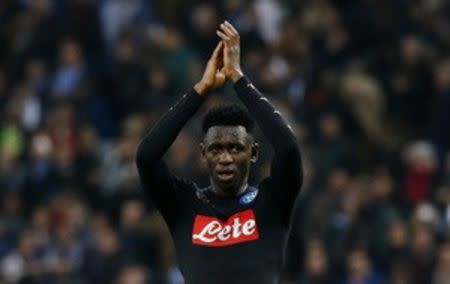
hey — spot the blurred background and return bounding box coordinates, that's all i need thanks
[0,0,450,283]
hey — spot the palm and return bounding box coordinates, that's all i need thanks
[198,42,225,92]
[216,21,243,81]
[222,46,232,76]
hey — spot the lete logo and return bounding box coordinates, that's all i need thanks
[192,209,259,247]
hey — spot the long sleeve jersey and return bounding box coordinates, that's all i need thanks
[136,76,303,284]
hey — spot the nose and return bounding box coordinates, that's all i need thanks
[218,151,233,164]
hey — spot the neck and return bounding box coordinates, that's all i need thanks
[210,180,248,197]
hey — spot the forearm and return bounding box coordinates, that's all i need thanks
[234,76,298,152]
[234,76,303,221]
[136,89,205,168]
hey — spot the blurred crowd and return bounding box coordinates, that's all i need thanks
[0,0,450,283]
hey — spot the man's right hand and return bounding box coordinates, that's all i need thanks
[194,42,226,95]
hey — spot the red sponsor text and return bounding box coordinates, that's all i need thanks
[192,209,259,247]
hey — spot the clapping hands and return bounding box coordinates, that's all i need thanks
[194,21,244,95]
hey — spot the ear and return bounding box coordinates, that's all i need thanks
[199,143,206,162]
[251,142,259,163]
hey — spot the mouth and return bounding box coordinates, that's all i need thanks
[216,169,235,182]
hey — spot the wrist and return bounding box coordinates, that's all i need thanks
[194,82,208,96]
[229,69,244,83]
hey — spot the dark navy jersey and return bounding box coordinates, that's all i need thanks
[136,77,303,284]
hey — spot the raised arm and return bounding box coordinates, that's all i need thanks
[135,42,225,222]
[217,21,303,218]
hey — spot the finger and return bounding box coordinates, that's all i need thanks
[216,45,224,69]
[210,41,223,59]
[208,42,223,69]
[224,21,239,35]
[216,30,230,41]
[220,22,235,37]
[211,45,223,70]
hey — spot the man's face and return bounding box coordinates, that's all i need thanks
[201,126,257,196]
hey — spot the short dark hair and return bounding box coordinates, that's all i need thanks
[202,104,254,134]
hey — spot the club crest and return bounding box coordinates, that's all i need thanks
[240,190,258,205]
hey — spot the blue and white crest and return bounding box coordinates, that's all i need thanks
[240,190,258,205]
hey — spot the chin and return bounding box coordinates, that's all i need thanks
[215,180,239,194]
[217,180,235,190]
[223,189,240,197]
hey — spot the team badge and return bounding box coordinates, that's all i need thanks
[240,190,258,205]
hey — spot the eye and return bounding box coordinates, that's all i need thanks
[208,146,221,155]
[230,144,244,153]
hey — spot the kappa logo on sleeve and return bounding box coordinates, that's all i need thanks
[192,209,259,247]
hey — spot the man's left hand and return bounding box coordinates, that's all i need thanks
[217,21,244,83]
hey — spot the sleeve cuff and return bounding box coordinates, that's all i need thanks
[188,88,206,103]
[234,76,251,92]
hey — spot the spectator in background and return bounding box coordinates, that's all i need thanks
[299,239,331,284]
[118,198,161,281]
[430,58,450,151]
[102,114,143,197]
[378,220,409,274]
[156,27,198,91]
[388,260,413,284]
[7,83,41,132]
[83,214,128,284]
[5,0,61,78]
[65,0,104,59]
[303,167,351,238]
[187,3,219,60]
[433,241,450,284]
[100,0,152,49]
[28,205,51,253]
[402,141,438,207]
[339,68,385,147]
[24,59,49,100]
[435,159,450,232]
[0,144,26,193]
[23,132,59,212]
[0,69,8,107]
[312,112,351,180]
[365,167,404,268]
[253,0,285,44]
[51,39,89,103]
[109,35,148,122]
[409,223,436,284]
[343,246,385,284]
[115,264,151,284]
[0,230,39,283]
[0,104,25,162]
[394,36,434,134]
[40,215,84,283]
[74,124,104,211]
[146,65,173,108]
[165,130,198,179]
[0,192,25,258]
